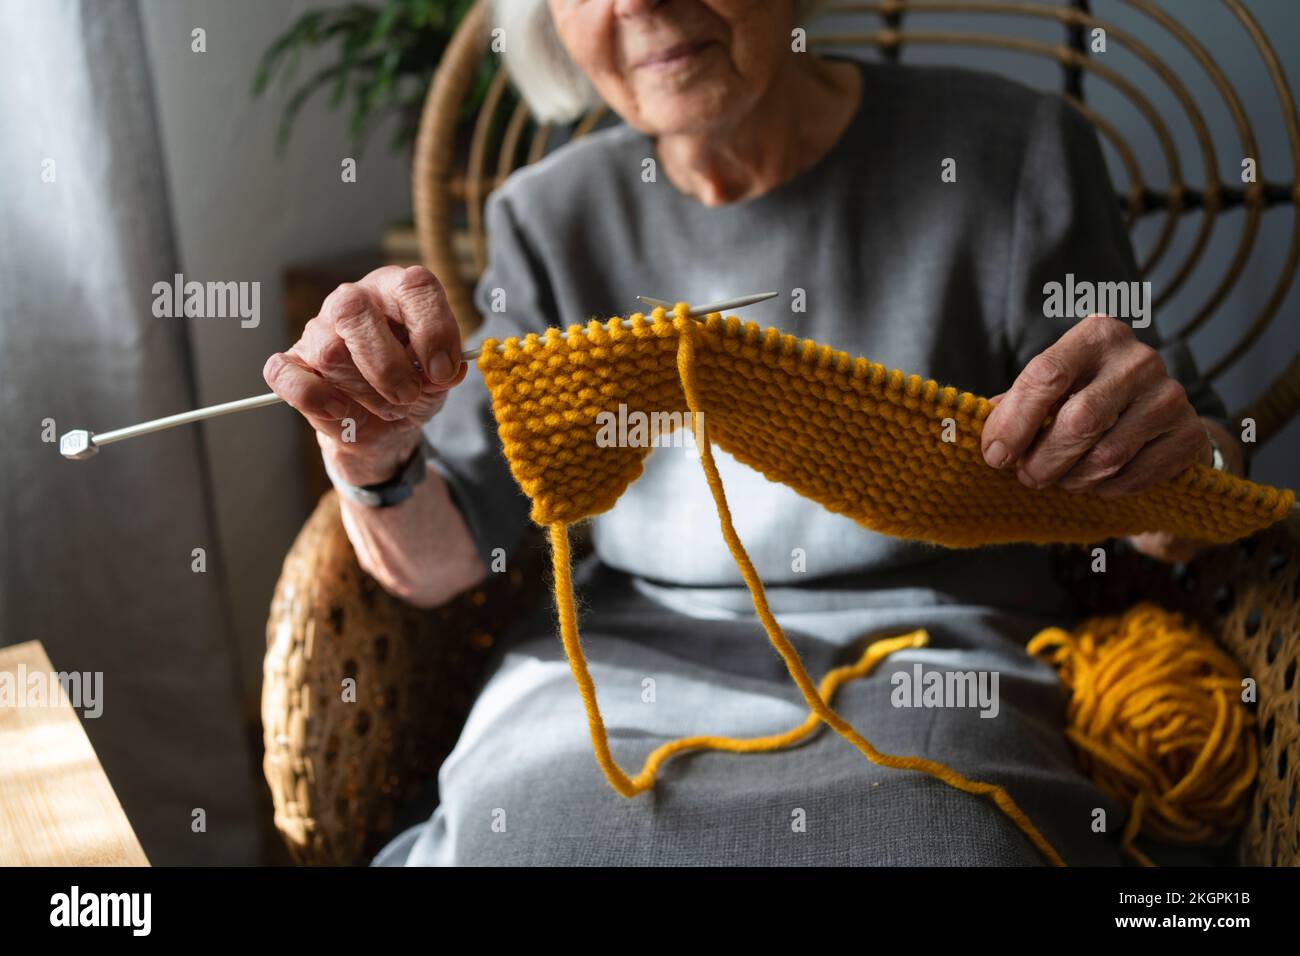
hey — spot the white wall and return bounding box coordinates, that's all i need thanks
[139,0,413,706]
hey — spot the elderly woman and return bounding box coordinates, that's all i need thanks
[264,0,1243,866]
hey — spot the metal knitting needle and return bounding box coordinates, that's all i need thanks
[634,292,778,315]
[59,291,778,459]
[59,392,285,460]
[458,290,778,360]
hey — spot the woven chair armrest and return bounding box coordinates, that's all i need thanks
[1212,513,1300,865]
[262,490,546,865]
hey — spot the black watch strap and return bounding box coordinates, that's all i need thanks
[324,438,430,509]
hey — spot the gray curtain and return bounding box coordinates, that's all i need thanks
[0,0,259,864]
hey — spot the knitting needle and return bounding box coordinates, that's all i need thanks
[59,291,779,459]
[634,292,777,315]
[59,392,285,460]
[457,291,778,360]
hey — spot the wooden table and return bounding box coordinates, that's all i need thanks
[0,641,149,866]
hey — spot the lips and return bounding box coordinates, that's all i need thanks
[634,39,714,70]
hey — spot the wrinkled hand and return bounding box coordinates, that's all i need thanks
[263,265,468,486]
[980,313,1220,563]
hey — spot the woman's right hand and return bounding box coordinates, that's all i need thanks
[263,264,468,486]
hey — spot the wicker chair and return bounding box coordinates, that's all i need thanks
[262,0,1300,866]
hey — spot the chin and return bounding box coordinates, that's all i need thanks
[637,86,747,136]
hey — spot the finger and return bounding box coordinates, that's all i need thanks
[363,265,464,385]
[982,314,1123,469]
[986,392,1006,407]
[1057,377,1190,493]
[263,352,353,433]
[294,322,410,423]
[322,282,424,406]
[1017,340,1166,488]
[396,372,467,423]
[1094,422,1206,498]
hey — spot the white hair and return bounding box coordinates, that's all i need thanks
[492,0,831,124]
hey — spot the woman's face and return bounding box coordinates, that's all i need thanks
[547,0,798,134]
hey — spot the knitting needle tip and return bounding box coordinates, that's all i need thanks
[60,391,287,460]
[636,291,779,316]
[59,430,98,460]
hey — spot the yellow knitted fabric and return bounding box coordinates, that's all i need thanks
[477,304,1291,866]
[480,306,1293,545]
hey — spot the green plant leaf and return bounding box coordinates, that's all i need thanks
[369,2,403,47]
[410,0,436,29]
[254,0,489,156]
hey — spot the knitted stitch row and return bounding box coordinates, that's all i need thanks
[476,304,1294,866]
[479,308,1293,546]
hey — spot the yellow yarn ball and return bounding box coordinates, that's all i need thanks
[1029,602,1258,866]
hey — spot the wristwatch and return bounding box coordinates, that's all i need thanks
[323,438,430,508]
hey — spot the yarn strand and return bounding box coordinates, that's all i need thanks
[543,315,1068,867]
[549,519,931,795]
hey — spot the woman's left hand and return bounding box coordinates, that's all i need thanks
[980,313,1233,562]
